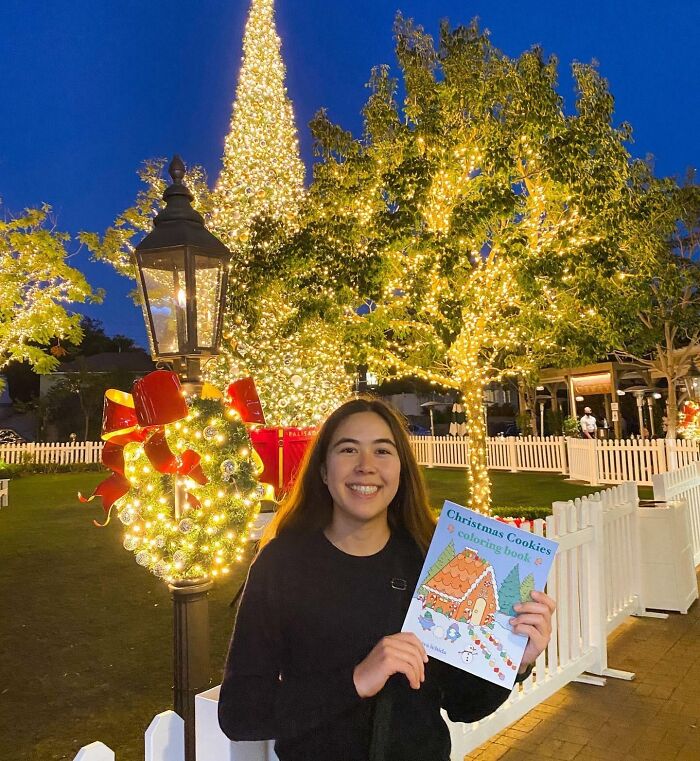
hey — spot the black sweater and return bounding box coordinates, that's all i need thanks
[218,530,512,761]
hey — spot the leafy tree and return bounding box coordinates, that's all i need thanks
[0,203,98,379]
[610,174,700,438]
[45,364,135,440]
[62,316,141,357]
[299,17,644,510]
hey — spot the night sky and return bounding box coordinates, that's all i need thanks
[2,0,698,347]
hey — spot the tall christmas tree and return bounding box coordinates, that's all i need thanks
[211,0,305,249]
[206,0,355,425]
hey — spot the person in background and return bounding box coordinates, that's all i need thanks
[580,407,597,439]
[218,397,555,761]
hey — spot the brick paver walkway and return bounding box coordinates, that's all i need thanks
[465,570,700,761]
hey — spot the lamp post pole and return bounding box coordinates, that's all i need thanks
[134,156,231,760]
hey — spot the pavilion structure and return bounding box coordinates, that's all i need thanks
[538,360,655,439]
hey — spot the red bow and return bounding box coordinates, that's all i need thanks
[79,370,208,525]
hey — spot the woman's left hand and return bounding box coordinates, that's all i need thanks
[510,590,556,670]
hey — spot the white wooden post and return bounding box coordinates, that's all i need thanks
[507,436,518,473]
[559,435,569,475]
[654,437,667,474]
[666,438,678,471]
[73,742,115,761]
[588,439,599,486]
[145,711,184,761]
[196,685,279,761]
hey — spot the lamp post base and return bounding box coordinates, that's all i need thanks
[169,577,214,761]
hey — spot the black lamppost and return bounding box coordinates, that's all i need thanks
[134,156,231,760]
[135,155,231,389]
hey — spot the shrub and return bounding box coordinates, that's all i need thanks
[493,506,553,521]
[0,460,22,479]
[562,416,581,438]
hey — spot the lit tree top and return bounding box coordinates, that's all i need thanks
[1,203,97,376]
[212,0,305,252]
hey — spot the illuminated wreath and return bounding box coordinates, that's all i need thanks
[116,397,261,581]
[80,371,269,583]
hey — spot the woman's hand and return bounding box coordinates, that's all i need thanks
[510,590,556,671]
[353,633,428,698]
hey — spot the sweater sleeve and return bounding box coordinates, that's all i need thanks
[218,544,364,741]
[434,660,511,723]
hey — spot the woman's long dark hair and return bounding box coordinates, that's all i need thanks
[259,397,436,553]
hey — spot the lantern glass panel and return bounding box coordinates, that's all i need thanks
[139,249,188,355]
[193,254,225,349]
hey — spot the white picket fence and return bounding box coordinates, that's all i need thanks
[0,440,104,465]
[412,435,700,487]
[411,435,567,474]
[0,478,8,507]
[653,461,700,566]
[74,712,184,761]
[448,481,645,755]
[3,436,699,487]
[74,481,670,761]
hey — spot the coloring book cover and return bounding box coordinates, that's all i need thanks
[402,500,558,689]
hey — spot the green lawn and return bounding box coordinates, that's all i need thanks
[423,468,653,514]
[0,470,651,760]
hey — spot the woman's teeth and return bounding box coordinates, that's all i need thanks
[348,484,379,495]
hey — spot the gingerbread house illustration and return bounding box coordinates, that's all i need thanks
[422,548,499,625]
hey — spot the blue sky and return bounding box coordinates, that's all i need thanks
[2,0,698,346]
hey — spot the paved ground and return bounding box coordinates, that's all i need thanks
[466,570,700,761]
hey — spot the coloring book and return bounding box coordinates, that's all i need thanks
[402,500,558,689]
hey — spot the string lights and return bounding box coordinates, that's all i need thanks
[206,0,355,424]
[115,398,260,582]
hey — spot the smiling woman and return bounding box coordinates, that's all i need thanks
[217,397,555,761]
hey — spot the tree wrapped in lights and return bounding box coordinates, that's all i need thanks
[1,203,97,378]
[211,0,305,251]
[207,0,354,423]
[301,17,650,512]
[82,0,355,426]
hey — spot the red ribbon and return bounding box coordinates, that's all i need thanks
[226,377,266,424]
[79,370,208,525]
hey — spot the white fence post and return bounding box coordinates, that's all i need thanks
[196,685,278,760]
[145,711,184,761]
[0,479,8,508]
[73,742,115,761]
[559,436,569,475]
[507,437,518,473]
[653,461,700,566]
[589,440,599,486]
[666,438,678,471]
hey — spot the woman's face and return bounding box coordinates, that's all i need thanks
[322,411,402,529]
